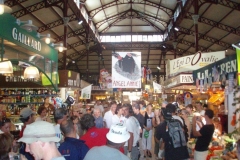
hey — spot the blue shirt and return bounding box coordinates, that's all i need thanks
[58,137,89,160]
[95,117,104,128]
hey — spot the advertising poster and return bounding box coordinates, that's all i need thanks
[99,69,112,89]
[81,85,92,99]
[112,52,141,88]
[169,51,225,75]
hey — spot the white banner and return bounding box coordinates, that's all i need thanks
[169,51,225,75]
[153,81,162,93]
[112,52,141,88]
[81,85,92,99]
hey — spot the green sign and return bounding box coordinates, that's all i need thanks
[192,54,237,84]
[236,48,240,85]
[0,13,57,62]
[0,13,59,91]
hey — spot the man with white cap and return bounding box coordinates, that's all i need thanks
[19,107,36,160]
[83,123,130,160]
[18,121,65,160]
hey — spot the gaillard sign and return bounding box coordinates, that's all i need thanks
[12,28,41,52]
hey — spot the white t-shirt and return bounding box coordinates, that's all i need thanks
[103,110,114,128]
[124,116,140,147]
[35,116,43,121]
[194,110,206,131]
[112,115,125,125]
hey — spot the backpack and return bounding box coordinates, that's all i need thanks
[166,118,187,148]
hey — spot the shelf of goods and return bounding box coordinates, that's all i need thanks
[0,88,58,117]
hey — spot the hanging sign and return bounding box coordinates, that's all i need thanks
[169,51,225,75]
[180,74,194,83]
[192,54,237,84]
[236,48,240,85]
[0,14,57,62]
[112,52,141,88]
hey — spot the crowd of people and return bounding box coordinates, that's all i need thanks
[0,100,221,160]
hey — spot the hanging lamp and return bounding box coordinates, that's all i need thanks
[23,66,40,80]
[0,0,12,15]
[0,60,13,74]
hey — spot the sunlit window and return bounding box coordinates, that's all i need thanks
[125,35,131,42]
[142,35,148,41]
[106,36,111,42]
[116,36,121,41]
[153,35,158,41]
[148,35,153,42]
[157,35,163,41]
[138,35,142,41]
[100,34,163,42]
[132,35,138,42]
[111,36,116,42]
[100,36,106,42]
[121,35,125,42]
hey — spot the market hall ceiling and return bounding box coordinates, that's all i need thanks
[3,0,240,80]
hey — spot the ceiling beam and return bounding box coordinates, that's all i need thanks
[38,14,77,32]
[5,0,28,7]
[54,28,86,43]
[178,26,235,50]
[67,0,99,43]
[97,9,167,31]
[11,1,46,18]
[89,0,173,18]
[185,12,240,36]
[216,0,240,11]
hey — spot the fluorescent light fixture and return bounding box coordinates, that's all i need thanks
[157,66,161,70]
[174,27,179,31]
[232,44,240,50]
[78,20,83,25]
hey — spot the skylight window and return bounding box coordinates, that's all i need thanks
[100,34,163,42]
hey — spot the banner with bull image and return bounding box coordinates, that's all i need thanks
[112,52,141,88]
